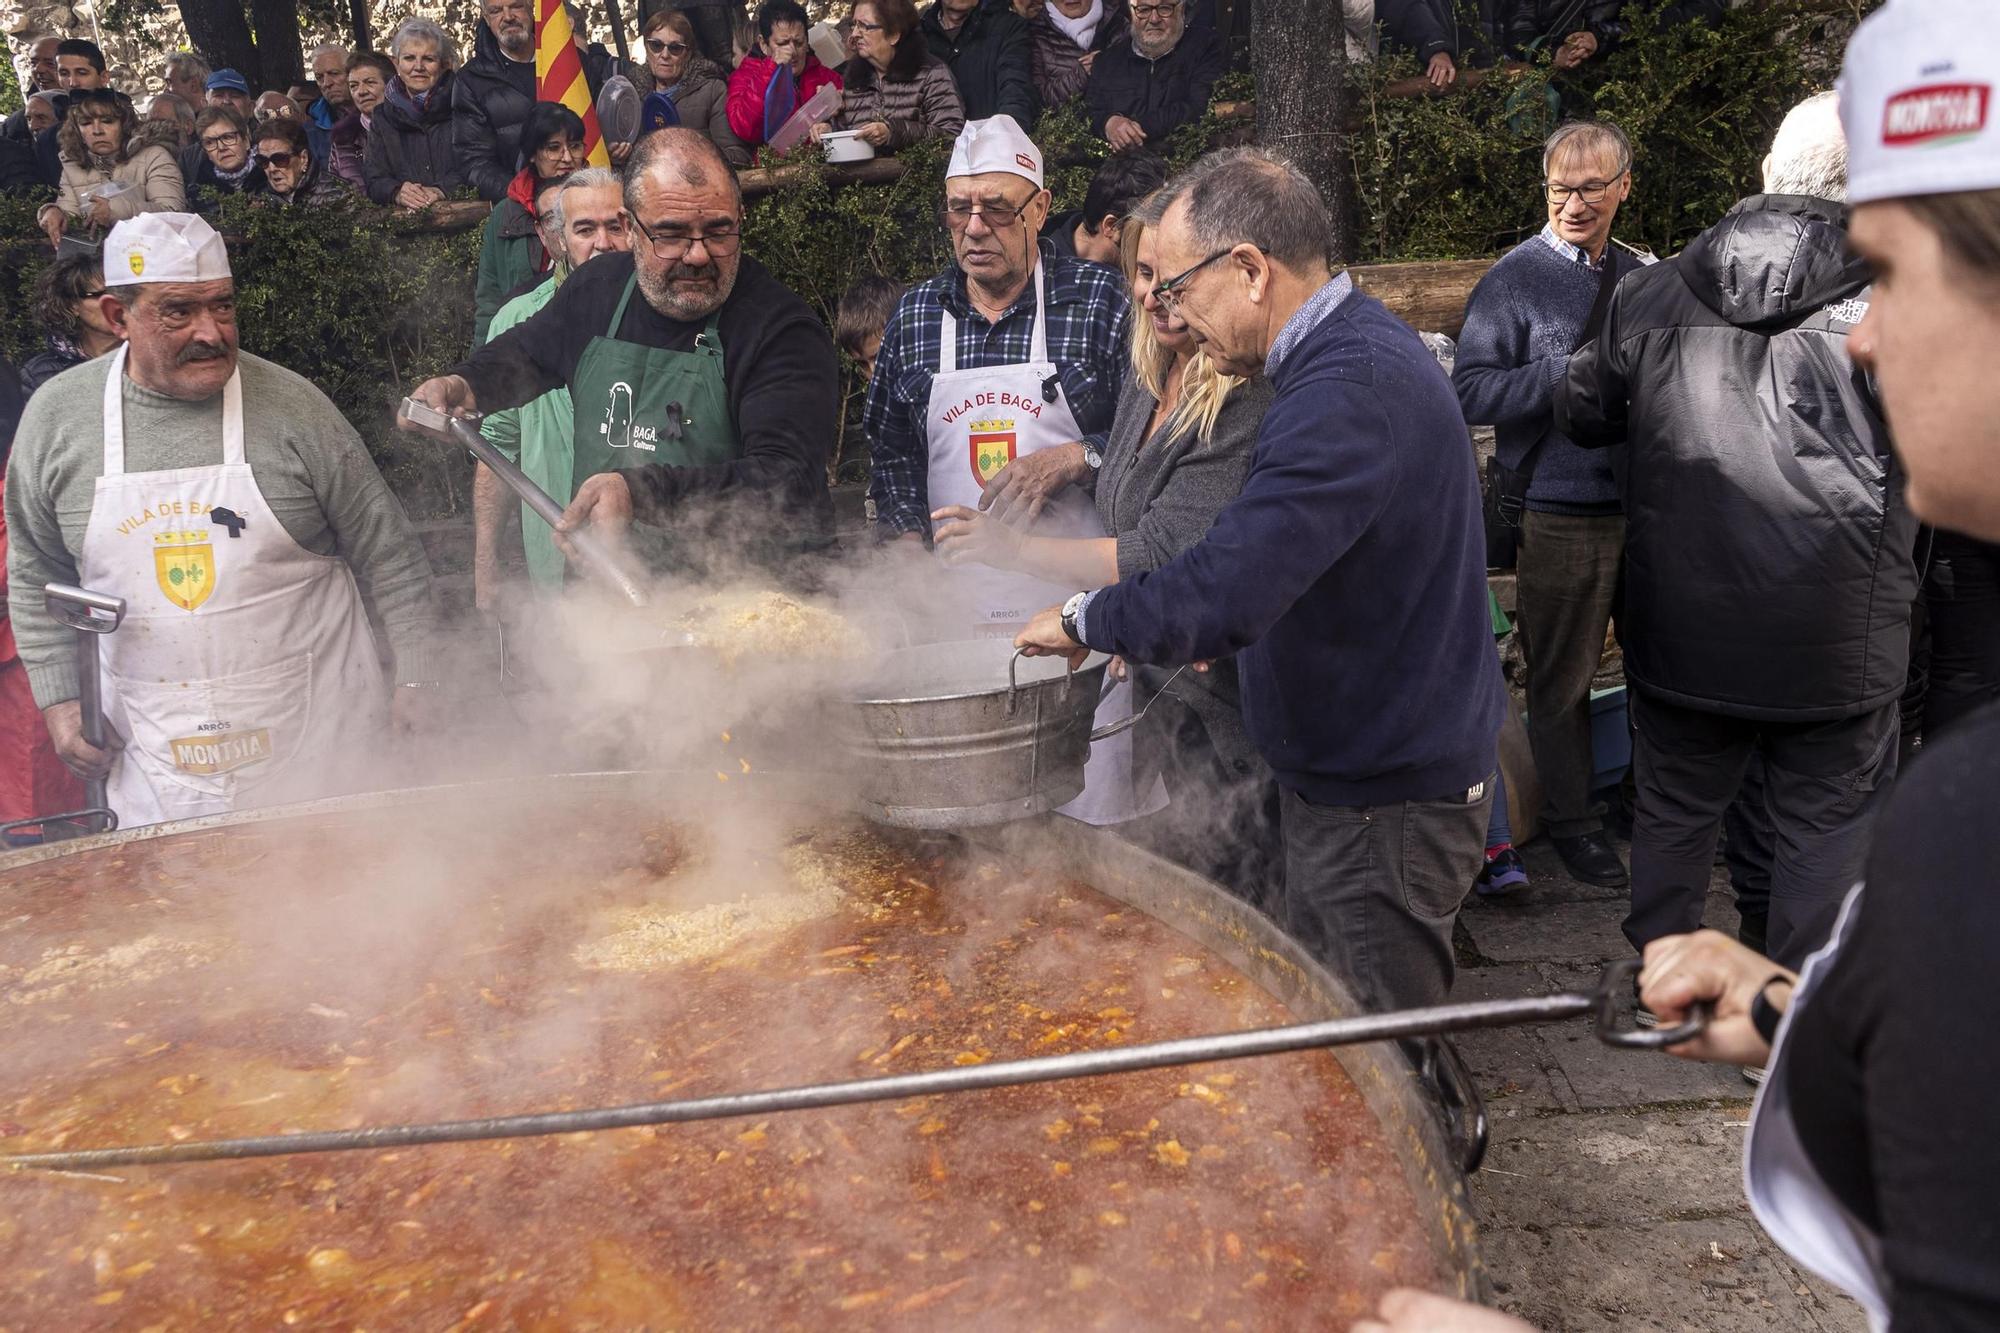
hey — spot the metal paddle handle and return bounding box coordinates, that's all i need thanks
[399,397,648,609]
[1,959,1705,1173]
[37,584,125,834]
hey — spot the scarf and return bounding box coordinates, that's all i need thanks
[1047,0,1103,50]
[213,154,257,185]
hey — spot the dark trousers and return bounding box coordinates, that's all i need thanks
[1626,690,1898,969]
[1280,779,1492,1012]
[1516,510,1624,839]
[1721,753,1773,954]
[1136,699,1285,920]
[1924,536,2000,737]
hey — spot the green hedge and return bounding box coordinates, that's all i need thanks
[0,1,1862,514]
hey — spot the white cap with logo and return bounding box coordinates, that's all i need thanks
[1840,0,2000,205]
[946,115,1044,189]
[103,212,233,287]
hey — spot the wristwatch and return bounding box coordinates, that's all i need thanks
[1060,591,1090,645]
[1082,443,1103,472]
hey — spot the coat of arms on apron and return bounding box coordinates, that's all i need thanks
[154,529,215,611]
[969,419,1018,487]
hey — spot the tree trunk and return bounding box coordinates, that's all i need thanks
[349,0,373,53]
[246,0,306,91]
[176,0,261,87]
[1251,0,1357,263]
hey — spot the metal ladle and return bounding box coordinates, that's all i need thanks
[399,397,648,609]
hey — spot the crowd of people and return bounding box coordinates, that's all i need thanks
[3,0,1998,1324]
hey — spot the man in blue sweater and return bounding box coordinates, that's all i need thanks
[1454,119,1650,891]
[1015,148,1506,1012]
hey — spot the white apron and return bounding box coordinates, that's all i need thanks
[923,264,1164,826]
[1744,885,1890,1329]
[79,347,389,828]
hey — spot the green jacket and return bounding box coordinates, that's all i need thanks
[480,274,572,590]
[473,196,546,346]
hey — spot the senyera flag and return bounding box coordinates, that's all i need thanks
[537,0,610,166]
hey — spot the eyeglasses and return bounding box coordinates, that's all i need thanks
[851,18,886,31]
[1131,2,1180,15]
[632,216,743,260]
[254,150,298,168]
[201,131,244,149]
[1154,246,1254,312]
[941,196,1035,231]
[1544,173,1625,206]
[644,37,691,55]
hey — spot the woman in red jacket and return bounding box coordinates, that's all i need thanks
[726,0,842,154]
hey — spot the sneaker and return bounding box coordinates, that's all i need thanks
[1474,846,1530,898]
[1551,831,1630,888]
[1743,1065,1767,1087]
[1632,977,1660,1028]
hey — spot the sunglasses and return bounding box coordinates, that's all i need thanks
[254,150,299,168]
[645,37,691,55]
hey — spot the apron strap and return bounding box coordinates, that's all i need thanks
[1029,260,1049,365]
[695,310,723,355]
[937,303,958,377]
[100,345,246,474]
[608,273,639,338]
[101,345,128,477]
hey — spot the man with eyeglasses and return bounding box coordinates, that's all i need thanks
[471,167,633,604]
[865,116,1153,825]
[456,0,630,202]
[6,213,443,828]
[1453,119,1651,894]
[1015,147,1506,1013]
[1084,0,1224,153]
[407,128,837,582]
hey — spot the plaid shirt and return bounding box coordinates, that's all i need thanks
[864,241,1131,538]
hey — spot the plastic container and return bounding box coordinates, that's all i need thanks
[820,129,875,163]
[767,83,841,156]
[597,74,641,146]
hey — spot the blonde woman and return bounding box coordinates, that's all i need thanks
[931,194,1279,908]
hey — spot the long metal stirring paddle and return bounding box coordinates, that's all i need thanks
[2,961,1701,1173]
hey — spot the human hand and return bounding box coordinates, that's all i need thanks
[1640,929,1794,1068]
[1104,115,1147,151]
[930,503,1026,570]
[1078,51,1098,74]
[1014,605,1090,670]
[43,700,123,781]
[86,195,113,227]
[1352,1289,1540,1333]
[979,441,1087,525]
[1426,51,1458,88]
[554,472,635,560]
[1553,31,1598,69]
[1107,654,1127,682]
[810,121,832,143]
[394,181,431,210]
[609,138,633,166]
[472,547,505,616]
[859,121,891,147]
[38,206,65,248]
[400,374,479,426]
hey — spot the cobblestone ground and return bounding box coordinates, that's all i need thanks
[1452,839,1865,1332]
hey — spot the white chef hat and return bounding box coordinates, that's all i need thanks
[946,115,1044,189]
[103,212,233,287]
[1840,0,2000,206]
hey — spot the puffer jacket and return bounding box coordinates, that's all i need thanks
[833,40,965,149]
[259,153,356,209]
[647,58,751,167]
[1558,194,1919,721]
[364,74,467,204]
[920,2,1036,126]
[1022,1,1127,110]
[454,21,625,201]
[727,52,844,148]
[329,111,370,191]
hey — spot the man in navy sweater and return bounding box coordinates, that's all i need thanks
[1454,119,1650,892]
[1015,148,1506,1012]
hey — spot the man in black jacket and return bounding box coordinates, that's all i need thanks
[921,0,1038,128]
[1085,0,1223,151]
[1558,93,1919,969]
[455,0,624,202]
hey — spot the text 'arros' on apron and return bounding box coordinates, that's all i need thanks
[77,347,388,827]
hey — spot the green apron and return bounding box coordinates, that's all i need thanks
[569,273,737,485]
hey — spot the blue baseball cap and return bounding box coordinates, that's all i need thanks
[205,68,251,94]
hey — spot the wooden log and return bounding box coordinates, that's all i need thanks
[738,156,911,200]
[1349,258,1495,337]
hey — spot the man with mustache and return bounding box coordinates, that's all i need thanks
[3,212,443,829]
[406,129,837,580]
